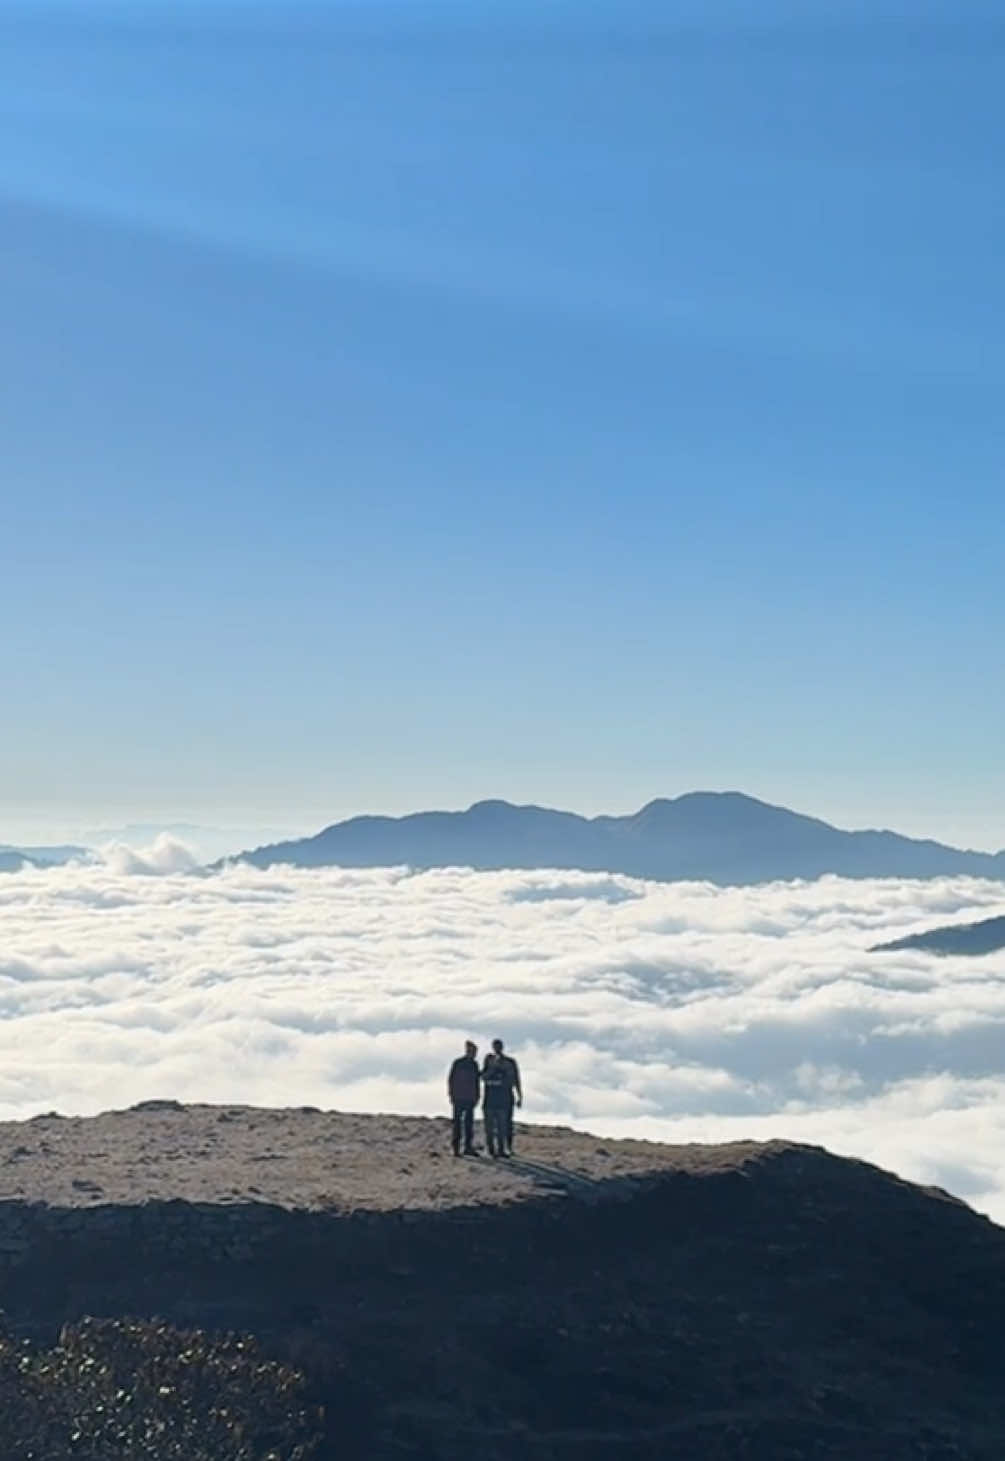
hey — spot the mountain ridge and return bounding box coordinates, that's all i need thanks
[0,844,86,873]
[874,911,1005,957]
[231,791,1005,886]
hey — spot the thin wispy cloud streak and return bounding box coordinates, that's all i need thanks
[1,855,1003,1219]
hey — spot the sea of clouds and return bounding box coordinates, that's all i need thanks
[1,847,1004,1220]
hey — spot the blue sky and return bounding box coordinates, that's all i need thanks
[1,0,1003,851]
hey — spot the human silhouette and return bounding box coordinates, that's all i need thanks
[482,1038,522,1157]
[447,1040,480,1155]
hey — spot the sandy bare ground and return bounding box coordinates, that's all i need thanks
[0,1102,775,1213]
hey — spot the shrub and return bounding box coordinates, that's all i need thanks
[0,1317,324,1460]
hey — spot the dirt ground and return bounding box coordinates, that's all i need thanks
[0,1101,772,1212]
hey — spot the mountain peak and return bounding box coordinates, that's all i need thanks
[234,793,1005,886]
[630,791,822,835]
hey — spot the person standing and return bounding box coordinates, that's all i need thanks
[492,1037,522,1154]
[447,1040,480,1156]
[482,1038,522,1157]
[481,1048,508,1158]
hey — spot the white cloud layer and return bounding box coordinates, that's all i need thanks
[1,857,1004,1220]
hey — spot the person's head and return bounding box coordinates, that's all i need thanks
[492,1038,504,1054]
[465,1040,477,1058]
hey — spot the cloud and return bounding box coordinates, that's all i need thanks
[97,835,202,877]
[506,877,643,905]
[0,861,1004,1221]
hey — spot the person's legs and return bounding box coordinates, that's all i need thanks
[461,1103,475,1153]
[485,1105,502,1157]
[451,1103,463,1155]
[505,1099,515,1154]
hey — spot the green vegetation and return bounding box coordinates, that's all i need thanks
[0,1318,323,1460]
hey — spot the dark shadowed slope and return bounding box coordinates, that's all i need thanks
[3,1106,1005,1460]
[233,791,1005,885]
[874,912,1005,956]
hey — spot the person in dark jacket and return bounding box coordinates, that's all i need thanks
[447,1041,480,1155]
[482,1038,522,1157]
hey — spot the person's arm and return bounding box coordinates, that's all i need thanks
[447,1059,458,1102]
[511,1059,523,1106]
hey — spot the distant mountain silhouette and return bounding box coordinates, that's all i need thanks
[232,792,1005,886]
[0,845,85,873]
[873,912,1005,956]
